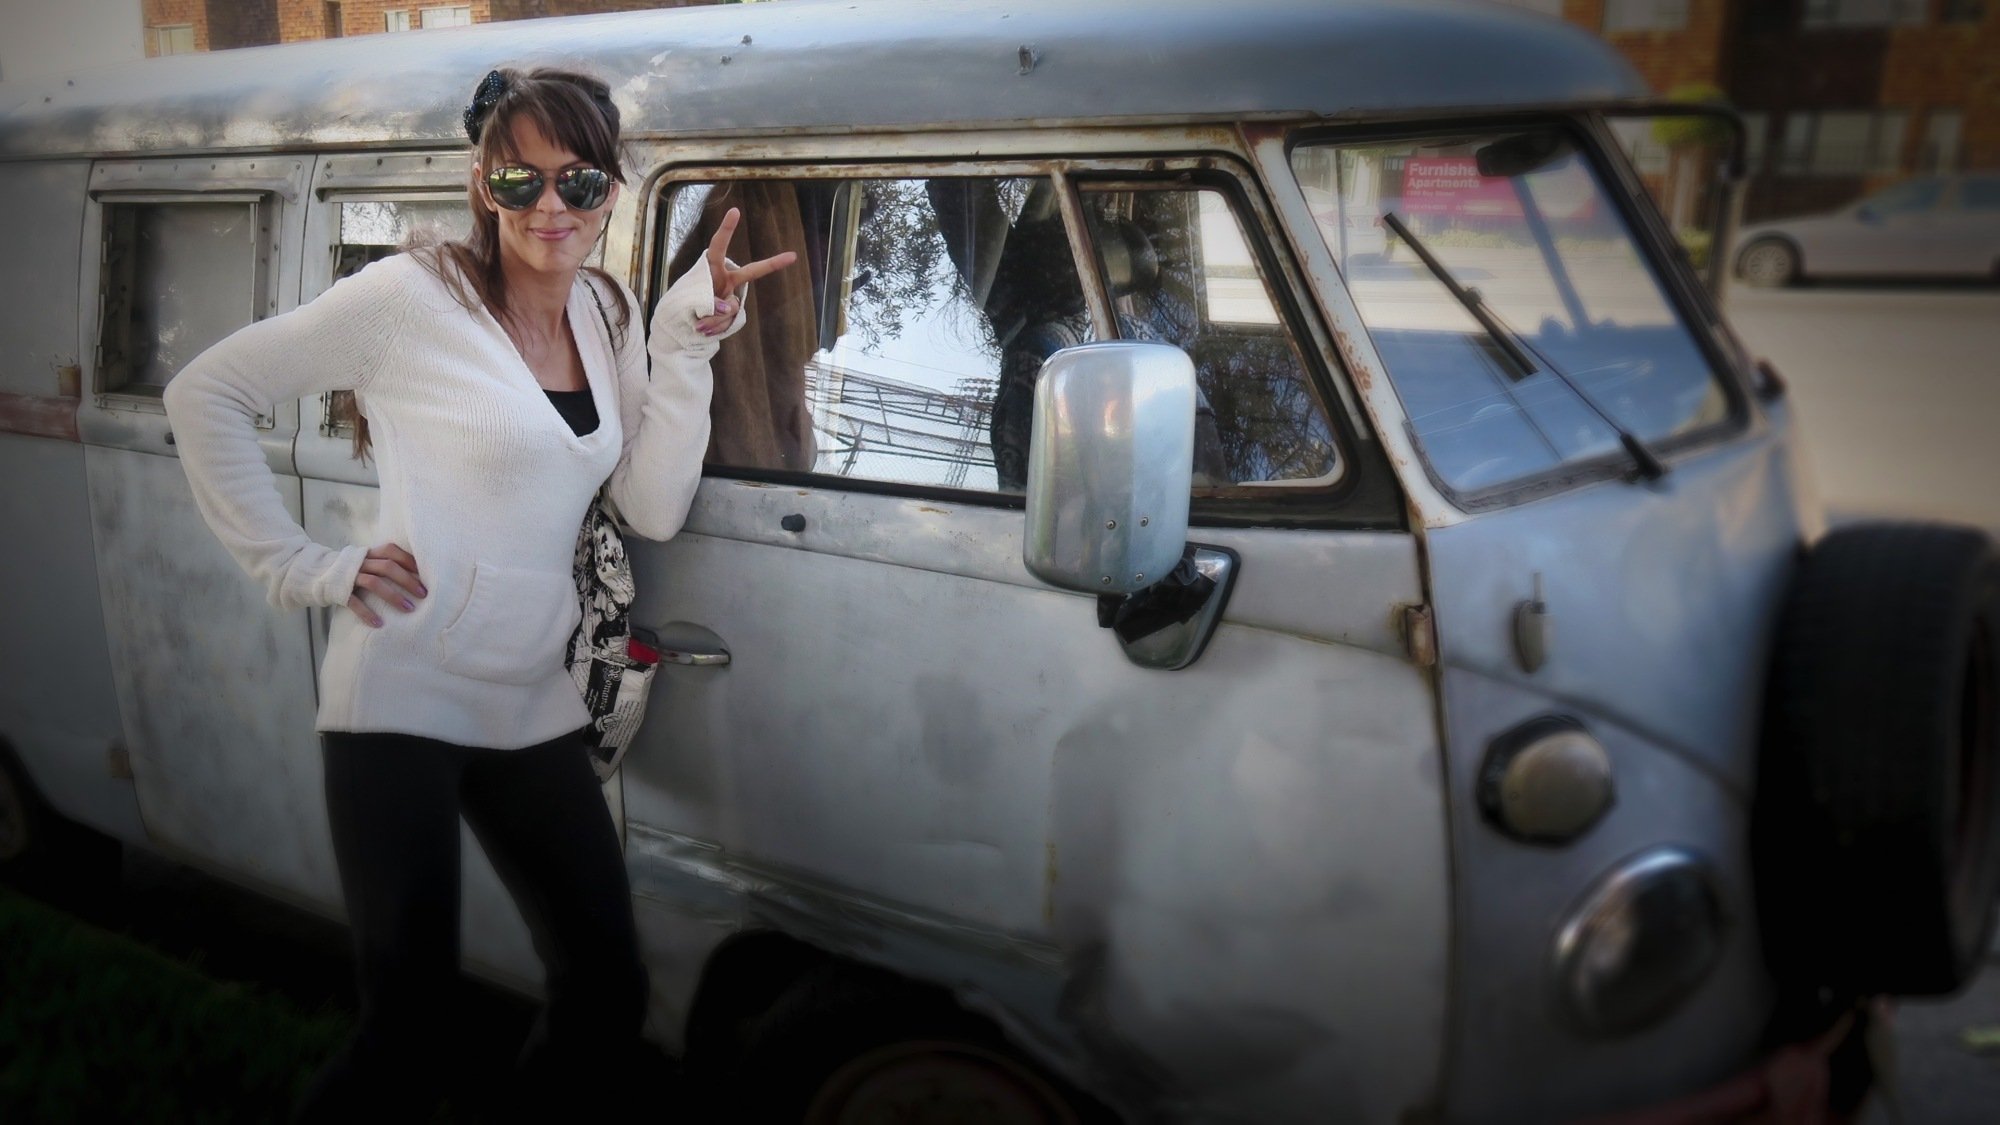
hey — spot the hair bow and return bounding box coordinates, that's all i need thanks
[462,69,507,144]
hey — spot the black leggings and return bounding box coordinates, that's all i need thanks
[298,727,646,1123]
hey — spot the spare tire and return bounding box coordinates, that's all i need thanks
[1756,522,2000,996]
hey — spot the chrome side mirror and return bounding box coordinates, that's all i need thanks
[1023,342,1195,595]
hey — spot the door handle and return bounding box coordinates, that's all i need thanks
[659,647,729,667]
[636,622,730,667]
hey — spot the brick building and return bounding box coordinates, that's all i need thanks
[139,0,1997,222]
[140,0,716,55]
[1507,0,1999,219]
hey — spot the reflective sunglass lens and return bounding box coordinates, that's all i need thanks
[486,166,543,210]
[556,168,611,210]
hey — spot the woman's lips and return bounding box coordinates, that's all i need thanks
[531,228,573,241]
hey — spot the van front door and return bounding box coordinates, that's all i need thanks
[76,156,339,903]
[615,159,1449,1120]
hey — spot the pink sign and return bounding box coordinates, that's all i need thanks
[1400,157,1524,218]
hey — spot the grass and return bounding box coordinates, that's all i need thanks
[0,885,353,1123]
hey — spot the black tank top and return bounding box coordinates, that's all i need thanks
[544,388,599,437]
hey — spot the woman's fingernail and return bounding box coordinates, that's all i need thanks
[415,585,427,597]
[402,599,415,611]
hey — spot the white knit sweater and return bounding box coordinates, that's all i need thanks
[163,253,738,749]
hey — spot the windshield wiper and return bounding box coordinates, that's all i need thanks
[1381,212,1668,481]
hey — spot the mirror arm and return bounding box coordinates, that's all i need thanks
[1097,549,1216,644]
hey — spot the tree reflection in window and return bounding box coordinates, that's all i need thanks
[1082,187,1339,488]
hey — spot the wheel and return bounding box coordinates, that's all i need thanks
[0,748,36,868]
[730,963,1111,1125]
[1736,238,1800,288]
[1756,522,2000,996]
[0,742,120,897]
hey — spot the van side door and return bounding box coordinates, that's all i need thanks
[75,156,338,902]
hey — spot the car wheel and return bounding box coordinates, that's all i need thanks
[0,741,121,896]
[1756,522,2000,996]
[0,748,36,868]
[731,962,1112,1125]
[1736,238,1800,288]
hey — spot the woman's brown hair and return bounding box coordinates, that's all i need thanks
[334,66,632,459]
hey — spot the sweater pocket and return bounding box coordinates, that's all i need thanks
[437,563,581,686]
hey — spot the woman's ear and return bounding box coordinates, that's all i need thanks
[472,164,496,214]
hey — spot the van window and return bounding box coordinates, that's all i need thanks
[1079,185,1338,489]
[321,197,470,439]
[97,200,266,397]
[1291,129,1731,498]
[661,175,1099,493]
[662,171,1344,501]
[334,197,468,279]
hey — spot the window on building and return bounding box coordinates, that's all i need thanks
[1920,110,1963,173]
[1777,111,1908,175]
[1801,0,1928,27]
[150,24,196,56]
[386,7,470,31]
[1604,0,1690,33]
[324,3,343,37]
[1961,177,2000,210]
[1740,112,1770,173]
[97,201,268,397]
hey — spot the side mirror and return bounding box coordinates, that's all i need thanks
[1023,342,1195,595]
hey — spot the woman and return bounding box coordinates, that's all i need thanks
[162,67,792,1121]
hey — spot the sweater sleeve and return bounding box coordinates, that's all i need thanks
[604,262,746,541]
[162,255,417,611]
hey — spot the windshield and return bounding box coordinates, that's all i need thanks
[1292,129,1732,496]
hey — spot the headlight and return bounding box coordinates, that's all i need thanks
[1554,848,1725,1037]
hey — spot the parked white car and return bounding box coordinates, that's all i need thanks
[1735,173,2000,286]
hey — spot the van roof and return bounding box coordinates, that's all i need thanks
[0,0,1646,161]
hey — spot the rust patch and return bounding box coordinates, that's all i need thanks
[0,391,80,442]
[56,364,82,398]
[1330,322,1374,395]
[1239,121,1288,147]
[916,506,952,515]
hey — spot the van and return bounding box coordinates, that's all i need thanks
[3,1,1996,1121]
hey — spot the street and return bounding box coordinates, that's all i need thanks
[1725,284,2000,540]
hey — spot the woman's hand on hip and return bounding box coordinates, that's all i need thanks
[695,206,798,336]
[345,543,425,628]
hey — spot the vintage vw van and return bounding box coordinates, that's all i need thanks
[2,1,1996,1121]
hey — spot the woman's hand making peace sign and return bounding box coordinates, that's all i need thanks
[692,207,797,337]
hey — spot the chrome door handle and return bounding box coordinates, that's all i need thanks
[660,647,729,667]
[636,622,730,667]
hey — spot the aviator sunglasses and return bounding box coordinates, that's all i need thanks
[483,164,613,211]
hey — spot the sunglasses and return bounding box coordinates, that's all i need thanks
[484,165,613,211]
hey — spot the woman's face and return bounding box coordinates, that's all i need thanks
[478,118,619,281]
